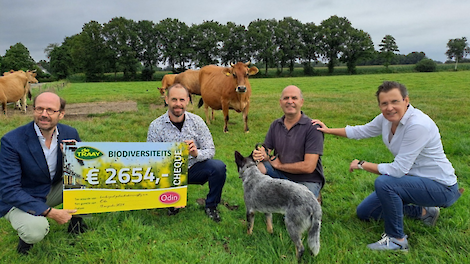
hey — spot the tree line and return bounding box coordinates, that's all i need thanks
[1,16,469,82]
[42,16,418,80]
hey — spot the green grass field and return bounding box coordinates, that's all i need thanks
[0,71,469,263]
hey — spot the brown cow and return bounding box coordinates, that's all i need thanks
[199,62,259,133]
[0,70,38,114]
[3,70,33,110]
[174,69,201,104]
[158,74,177,96]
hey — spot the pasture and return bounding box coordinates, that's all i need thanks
[0,71,469,263]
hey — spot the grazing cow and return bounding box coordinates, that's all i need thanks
[3,70,33,110]
[158,74,177,96]
[174,69,201,104]
[199,62,259,133]
[0,70,38,114]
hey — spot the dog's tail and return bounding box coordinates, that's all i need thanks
[307,209,322,256]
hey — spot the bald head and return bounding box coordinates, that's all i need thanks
[281,85,303,99]
[33,92,66,110]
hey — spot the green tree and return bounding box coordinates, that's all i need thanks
[49,45,73,79]
[103,17,139,80]
[445,37,469,70]
[275,17,303,75]
[379,35,399,69]
[156,18,191,72]
[318,15,353,74]
[220,22,249,65]
[136,20,160,71]
[402,51,426,64]
[247,19,278,76]
[1,43,36,73]
[75,21,109,81]
[301,22,319,75]
[340,29,375,74]
[44,43,59,60]
[415,58,437,72]
[191,20,223,68]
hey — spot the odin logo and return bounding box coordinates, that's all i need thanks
[159,192,180,204]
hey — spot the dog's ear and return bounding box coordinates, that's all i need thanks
[234,151,245,168]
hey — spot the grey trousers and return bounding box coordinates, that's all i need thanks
[4,181,63,244]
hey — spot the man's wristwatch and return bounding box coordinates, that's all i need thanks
[357,160,365,170]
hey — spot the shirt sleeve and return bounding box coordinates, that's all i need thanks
[146,120,162,143]
[377,123,430,177]
[0,136,49,216]
[193,116,215,162]
[305,124,324,155]
[345,114,384,140]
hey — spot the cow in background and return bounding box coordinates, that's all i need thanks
[158,74,177,106]
[174,69,200,104]
[158,74,177,96]
[3,70,34,110]
[198,62,259,133]
[0,70,38,114]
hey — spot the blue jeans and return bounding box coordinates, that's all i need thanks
[356,175,461,239]
[188,159,226,208]
[262,161,322,198]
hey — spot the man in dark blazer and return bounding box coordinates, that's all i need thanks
[0,92,87,255]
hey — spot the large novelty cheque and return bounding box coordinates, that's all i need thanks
[63,142,188,214]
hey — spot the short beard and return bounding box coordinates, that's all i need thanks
[170,108,185,118]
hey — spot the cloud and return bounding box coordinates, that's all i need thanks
[1,0,468,63]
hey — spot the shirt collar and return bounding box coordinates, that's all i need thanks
[34,123,59,139]
[278,111,309,125]
[163,110,194,123]
[399,104,414,125]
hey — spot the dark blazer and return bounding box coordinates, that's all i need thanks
[0,121,80,217]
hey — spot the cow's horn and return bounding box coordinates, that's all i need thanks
[231,63,235,67]
[245,61,251,66]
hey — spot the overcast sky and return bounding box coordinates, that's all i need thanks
[1,0,468,64]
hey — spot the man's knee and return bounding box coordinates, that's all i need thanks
[374,175,392,192]
[210,159,227,179]
[18,217,50,244]
[356,203,371,221]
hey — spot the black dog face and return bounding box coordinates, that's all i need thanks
[235,151,257,171]
[234,151,246,172]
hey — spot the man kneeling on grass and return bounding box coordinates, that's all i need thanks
[312,81,462,251]
[147,84,227,222]
[0,92,87,255]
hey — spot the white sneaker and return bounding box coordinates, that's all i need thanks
[367,233,409,251]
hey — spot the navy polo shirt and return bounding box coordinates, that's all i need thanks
[264,112,324,184]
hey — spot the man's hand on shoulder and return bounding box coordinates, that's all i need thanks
[311,119,329,133]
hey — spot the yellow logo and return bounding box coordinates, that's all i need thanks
[74,147,104,160]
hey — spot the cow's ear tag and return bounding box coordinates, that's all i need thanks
[225,72,231,76]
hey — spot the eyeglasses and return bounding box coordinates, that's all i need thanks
[34,107,61,115]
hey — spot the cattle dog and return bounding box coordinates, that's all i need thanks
[234,151,321,259]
